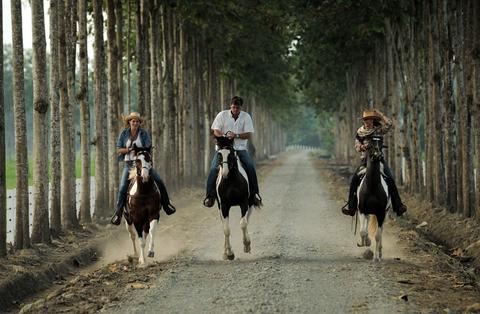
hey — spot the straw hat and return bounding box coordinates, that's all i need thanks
[124,112,143,124]
[361,110,382,120]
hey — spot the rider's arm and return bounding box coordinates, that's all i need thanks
[375,110,393,134]
[355,134,369,152]
[236,132,251,140]
[116,129,129,155]
[213,129,225,137]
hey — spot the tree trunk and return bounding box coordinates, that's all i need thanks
[107,0,119,212]
[115,0,123,115]
[161,3,176,188]
[93,0,107,218]
[149,0,162,170]
[31,0,50,243]
[126,0,132,112]
[78,0,91,223]
[49,0,61,235]
[0,1,5,257]
[136,0,145,114]
[11,0,29,249]
[473,0,480,216]
[65,0,78,227]
[441,0,456,212]
[58,0,76,229]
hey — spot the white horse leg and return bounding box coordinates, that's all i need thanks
[240,215,251,253]
[357,213,371,247]
[138,231,146,266]
[222,216,234,260]
[374,226,383,261]
[147,220,158,258]
[126,222,138,258]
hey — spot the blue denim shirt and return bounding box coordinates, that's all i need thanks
[116,127,152,161]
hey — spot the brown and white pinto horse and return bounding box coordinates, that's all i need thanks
[356,135,390,261]
[125,145,161,266]
[215,136,255,260]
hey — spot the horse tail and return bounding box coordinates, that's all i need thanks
[368,215,378,238]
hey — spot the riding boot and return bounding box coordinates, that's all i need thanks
[156,181,176,215]
[342,173,360,216]
[203,193,216,208]
[385,177,407,216]
[110,205,123,225]
[249,189,263,207]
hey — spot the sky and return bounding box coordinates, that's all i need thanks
[3,0,95,55]
[3,1,48,50]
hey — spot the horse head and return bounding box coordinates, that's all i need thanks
[131,144,152,183]
[366,136,385,162]
[215,136,237,178]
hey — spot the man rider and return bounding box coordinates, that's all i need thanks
[341,109,407,217]
[203,96,263,208]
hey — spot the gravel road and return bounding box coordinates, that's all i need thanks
[105,151,414,313]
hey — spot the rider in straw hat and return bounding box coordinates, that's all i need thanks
[341,108,407,217]
[111,112,176,225]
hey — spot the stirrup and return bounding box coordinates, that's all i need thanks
[164,203,176,215]
[341,203,356,216]
[394,203,407,216]
[110,213,121,225]
[253,193,263,207]
[203,196,215,208]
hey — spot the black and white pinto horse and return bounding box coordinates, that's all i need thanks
[125,145,161,266]
[356,136,390,261]
[215,136,254,260]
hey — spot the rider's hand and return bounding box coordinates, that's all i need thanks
[225,131,235,140]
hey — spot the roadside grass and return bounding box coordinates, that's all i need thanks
[6,155,96,189]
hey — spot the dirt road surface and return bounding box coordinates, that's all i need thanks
[15,151,480,313]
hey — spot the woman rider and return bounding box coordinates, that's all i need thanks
[341,109,407,217]
[111,112,176,225]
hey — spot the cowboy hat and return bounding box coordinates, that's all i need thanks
[124,112,143,124]
[361,110,382,120]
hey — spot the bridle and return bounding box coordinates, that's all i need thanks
[366,136,385,161]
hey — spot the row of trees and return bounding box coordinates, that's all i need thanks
[299,0,480,217]
[0,0,296,257]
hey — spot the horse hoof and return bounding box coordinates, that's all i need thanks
[356,242,364,247]
[374,257,381,262]
[223,253,235,260]
[244,243,251,253]
[148,251,154,258]
[362,249,374,260]
[365,238,371,247]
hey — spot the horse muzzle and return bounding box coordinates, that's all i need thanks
[220,163,230,178]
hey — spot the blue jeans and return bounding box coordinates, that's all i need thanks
[205,150,259,198]
[115,162,170,211]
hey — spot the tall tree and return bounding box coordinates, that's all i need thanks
[161,2,176,188]
[107,0,120,209]
[66,0,78,224]
[136,0,145,115]
[11,0,29,249]
[49,0,61,234]
[31,0,50,243]
[58,0,76,229]
[93,0,107,218]
[78,0,90,223]
[0,0,6,257]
